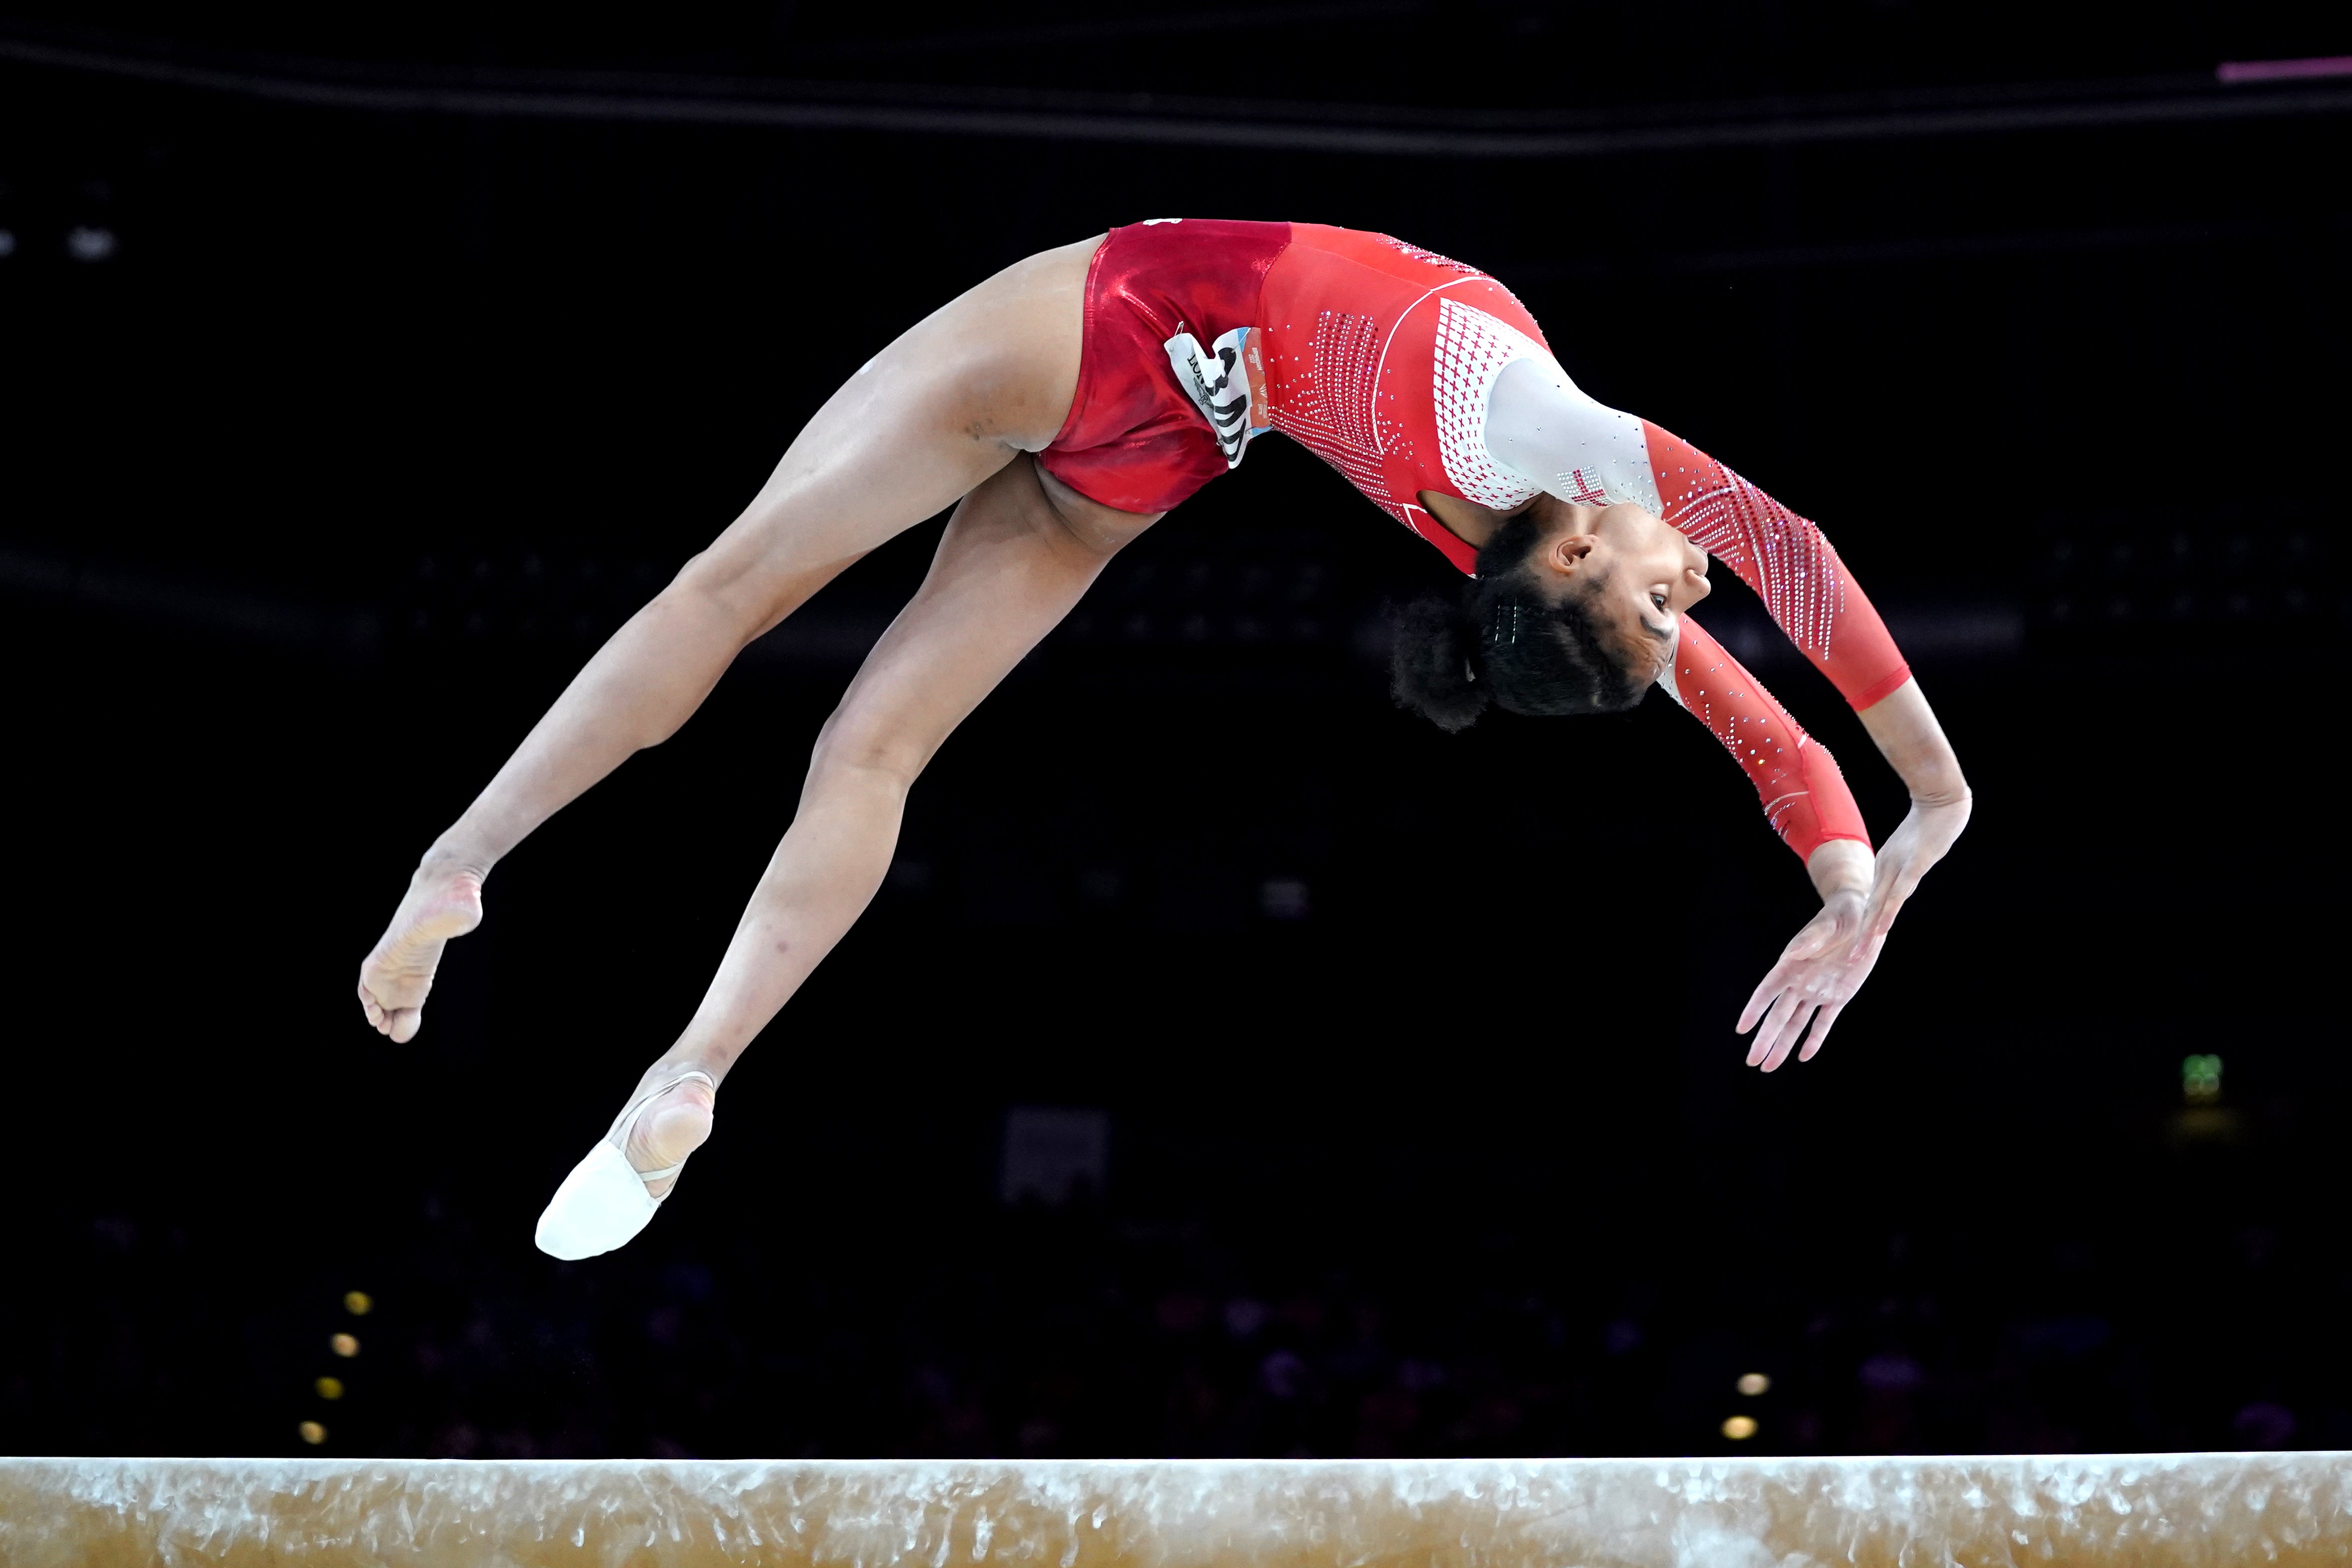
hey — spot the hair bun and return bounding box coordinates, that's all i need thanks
[1390,595,1492,732]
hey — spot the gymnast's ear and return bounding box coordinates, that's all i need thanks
[1533,530,1600,580]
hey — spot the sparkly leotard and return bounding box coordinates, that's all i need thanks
[1039,220,1914,861]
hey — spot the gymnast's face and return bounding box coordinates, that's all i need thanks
[1530,500,1712,680]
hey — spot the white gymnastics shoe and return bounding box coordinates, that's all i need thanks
[533,1069,715,1260]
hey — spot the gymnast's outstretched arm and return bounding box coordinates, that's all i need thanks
[1629,423,1973,1064]
[1485,354,1970,1062]
[1745,683,1969,1070]
[1664,617,1970,1068]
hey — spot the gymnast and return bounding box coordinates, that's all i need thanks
[355,220,1971,1259]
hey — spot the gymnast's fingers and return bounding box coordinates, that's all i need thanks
[1738,966,1790,1035]
[1760,999,1819,1072]
[1797,1002,1847,1062]
[1741,927,1820,1032]
[1746,988,1806,1068]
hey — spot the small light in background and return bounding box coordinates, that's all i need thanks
[330,1333,360,1358]
[343,1291,373,1316]
[2183,1053,2222,1104]
[65,225,117,263]
[0,230,17,259]
[298,1421,327,1445]
[1737,1372,1771,1397]
[1721,1415,1758,1440]
[314,1377,345,1401]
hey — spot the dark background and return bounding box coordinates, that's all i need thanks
[2,1,2347,1462]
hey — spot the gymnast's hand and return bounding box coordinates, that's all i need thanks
[1737,845,1875,1073]
[1737,678,1973,1069]
[1736,793,1970,1071]
[1857,793,1971,962]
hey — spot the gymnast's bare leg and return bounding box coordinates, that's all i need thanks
[356,234,1160,1188]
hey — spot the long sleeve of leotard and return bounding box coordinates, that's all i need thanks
[1483,357,1911,711]
[1664,616,1870,860]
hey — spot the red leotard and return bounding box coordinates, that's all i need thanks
[1039,220,1910,861]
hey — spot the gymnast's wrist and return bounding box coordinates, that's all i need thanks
[1805,837,1873,902]
[1907,777,1972,811]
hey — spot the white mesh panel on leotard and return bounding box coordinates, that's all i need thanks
[1433,299,1546,511]
[1481,354,1664,517]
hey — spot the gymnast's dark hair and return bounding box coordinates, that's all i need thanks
[1391,512,1649,732]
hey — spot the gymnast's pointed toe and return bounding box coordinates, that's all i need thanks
[533,1068,715,1260]
[534,1138,662,1260]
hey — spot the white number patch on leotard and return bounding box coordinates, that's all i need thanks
[1164,325,1272,468]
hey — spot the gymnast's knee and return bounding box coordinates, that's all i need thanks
[648,549,794,646]
[805,710,932,800]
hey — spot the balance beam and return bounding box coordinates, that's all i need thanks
[2,1455,2346,1567]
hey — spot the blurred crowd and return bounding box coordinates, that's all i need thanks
[371,1215,2339,1462]
[22,1118,2329,1464]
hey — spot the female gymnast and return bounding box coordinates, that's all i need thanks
[356,220,1970,1260]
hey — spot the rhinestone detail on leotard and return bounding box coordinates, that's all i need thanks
[1271,309,1400,519]
[1665,467,1847,662]
[1372,234,1482,274]
[1658,620,1866,856]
